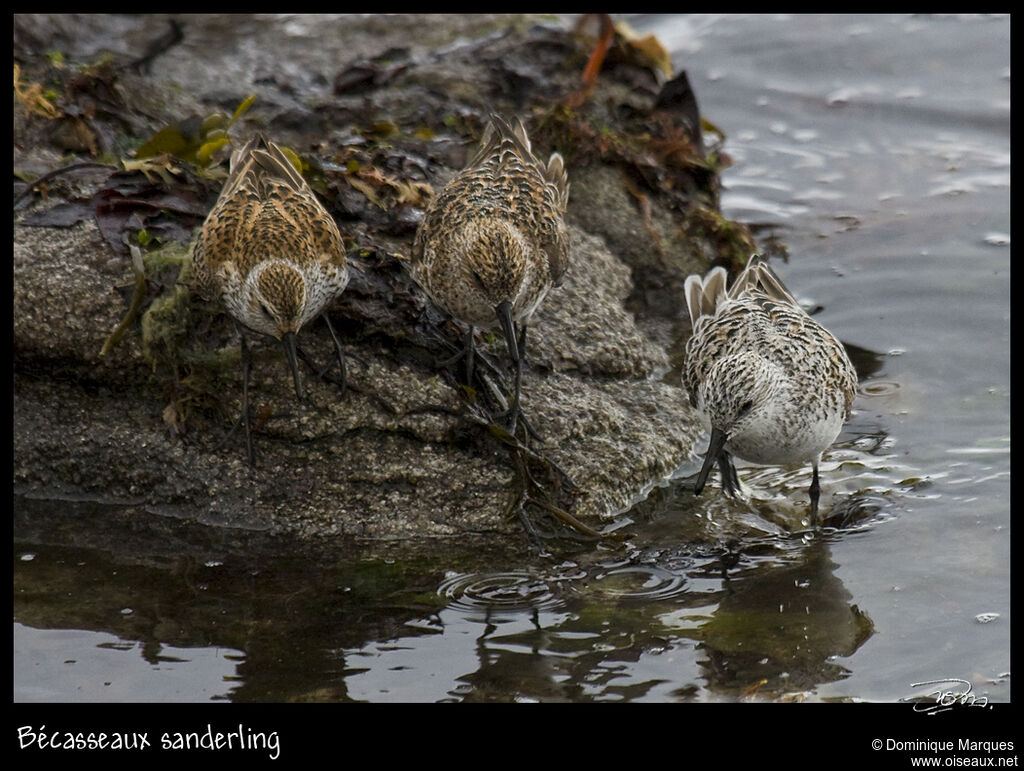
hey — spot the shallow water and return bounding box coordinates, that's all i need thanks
[14,14,1009,707]
[632,13,1011,703]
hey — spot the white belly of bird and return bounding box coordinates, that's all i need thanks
[723,405,846,466]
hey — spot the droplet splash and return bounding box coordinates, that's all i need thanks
[437,571,565,615]
[585,565,688,603]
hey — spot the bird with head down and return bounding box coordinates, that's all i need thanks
[410,113,570,436]
[191,133,349,463]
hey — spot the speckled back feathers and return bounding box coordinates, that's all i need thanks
[683,256,857,464]
[410,114,570,329]
[192,134,348,339]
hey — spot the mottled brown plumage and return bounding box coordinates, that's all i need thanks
[192,133,349,462]
[410,114,570,432]
[684,255,858,523]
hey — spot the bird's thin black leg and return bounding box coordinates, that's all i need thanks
[433,325,473,372]
[511,325,544,441]
[808,459,821,526]
[464,325,476,385]
[320,312,347,397]
[718,450,741,497]
[507,340,524,433]
[238,326,255,466]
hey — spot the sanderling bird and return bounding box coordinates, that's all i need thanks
[191,133,349,463]
[683,255,857,524]
[410,113,570,434]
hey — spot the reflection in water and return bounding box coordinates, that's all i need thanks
[843,340,887,383]
[426,536,873,701]
[14,498,455,702]
[16,493,876,702]
[696,540,874,699]
[13,623,243,702]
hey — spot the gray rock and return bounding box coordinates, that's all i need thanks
[13,14,721,550]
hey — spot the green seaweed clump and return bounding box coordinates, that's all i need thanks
[135,94,257,170]
[105,238,239,436]
[682,206,759,275]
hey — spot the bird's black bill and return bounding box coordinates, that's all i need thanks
[282,330,303,401]
[694,427,728,495]
[495,300,525,433]
[495,300,519,363]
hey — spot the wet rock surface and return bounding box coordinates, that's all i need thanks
[12,14,749,551]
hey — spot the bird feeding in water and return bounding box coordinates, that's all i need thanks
[683,255,857,524]
[410,113,570,436]
[191,133,349,463]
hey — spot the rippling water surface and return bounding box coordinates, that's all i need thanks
[14,14,1009,707]
[632,13,1010,703]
